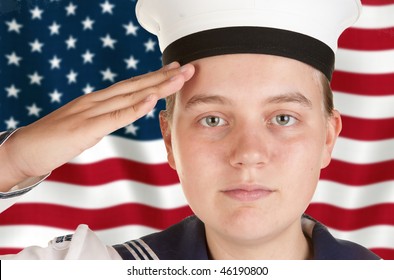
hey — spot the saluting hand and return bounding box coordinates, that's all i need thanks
[0,62,195,192]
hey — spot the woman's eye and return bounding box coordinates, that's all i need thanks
[271,115,297,126]
[199,116,227,127]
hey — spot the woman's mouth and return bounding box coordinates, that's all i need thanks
[221,185,274,202]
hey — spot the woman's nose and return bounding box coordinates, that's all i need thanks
[229,125,269,169]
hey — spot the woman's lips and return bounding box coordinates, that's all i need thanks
[222,185,274,202]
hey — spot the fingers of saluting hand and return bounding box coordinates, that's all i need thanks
[82,62,195,132]
[92,62,194,101]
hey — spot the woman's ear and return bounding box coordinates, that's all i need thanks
[159,111,176,170]
[321,109,342,169]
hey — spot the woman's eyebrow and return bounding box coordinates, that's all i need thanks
[265,92,313,108]
[185,94,232,110]
[184,92,313,110]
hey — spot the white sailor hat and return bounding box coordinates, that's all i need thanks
[136,0,361,81]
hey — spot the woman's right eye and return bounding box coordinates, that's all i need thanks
[199,116,227,127]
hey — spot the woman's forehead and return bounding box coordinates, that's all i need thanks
[190,54,317,78]
[183,54,321,94]
[174,54,325,112]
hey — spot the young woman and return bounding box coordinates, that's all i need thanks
[0,0,381,259]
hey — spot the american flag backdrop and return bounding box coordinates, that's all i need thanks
[0,0,393,259]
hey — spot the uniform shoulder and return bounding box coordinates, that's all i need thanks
[308,216,381,260]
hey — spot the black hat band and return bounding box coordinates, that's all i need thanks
[162,26,335,81]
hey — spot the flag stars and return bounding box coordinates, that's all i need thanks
[82,17,95,30]
[28,72,44,85]
[66,70,78,84]
[6,19,23,33]
[49,55,62,69]
[124,55,139,70]
[30,6,44,20]
[5,117,19,130]
[26,103,42,117]
[81,50,95,64]
[65,2,77,16]
[123,21,139,36]
[101,68,117,82]
[49,89,63,103]
[82,84,95,94]
[65,35,77,49]
[5,52,22,66]
[49,21,61,35]
[100,1,115,14]
[146,108,156,119]
[100,34,117,49]
[124,123,139,136]
[5,85,20,98]
[29,39,44,53]
[144,38,157,52]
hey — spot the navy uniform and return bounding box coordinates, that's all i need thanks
[0,0,382,260]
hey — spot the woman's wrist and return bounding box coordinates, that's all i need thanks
[0,128,31,192]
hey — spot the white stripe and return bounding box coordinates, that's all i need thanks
[123,243,141,260]
[329,225,394,250]
[16,181,187,209]
[354,4,394,29]
[312,181,394,209]
[95,225,158,246]
[334,91,394,119]
[136,239,159,260]
[14,171,394,211]
[335,48,394,74]
[69,135,167,164]
[0,226,76,249]
[129,240,149,260]
[332,137,394,164]
[14,177,394,213]
[0,225,158,249]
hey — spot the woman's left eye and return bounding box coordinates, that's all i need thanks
[199,116,227,127]
[270,114,297,126]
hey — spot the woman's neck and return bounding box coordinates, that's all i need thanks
[205,220,313,260]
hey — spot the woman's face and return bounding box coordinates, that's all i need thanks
[161,53,341,257]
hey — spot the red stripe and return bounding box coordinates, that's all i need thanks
[332,71,394,96]
[320,159,394,186]
[48,159,180,186]
[306,203,394,230]
[0,248,22,255]
[49,158,393,187]
[340,116,394,141]
[370,248,394,260]
[0,203,193,230]
[339,27,394,51]
[361,0,394,5]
